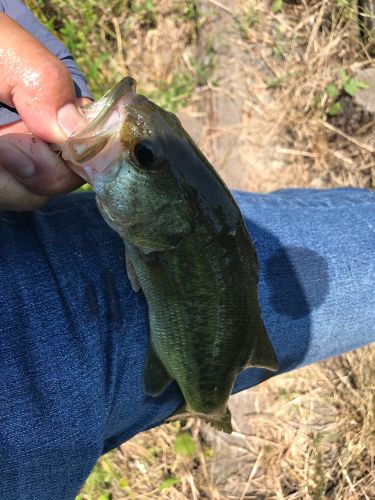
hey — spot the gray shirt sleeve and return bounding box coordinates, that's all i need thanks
[0,0,92,126]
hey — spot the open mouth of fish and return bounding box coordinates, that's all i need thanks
[60,77,137,188]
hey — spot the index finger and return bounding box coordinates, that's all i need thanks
[0,14,82,144]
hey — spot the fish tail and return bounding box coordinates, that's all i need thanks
[205,407,233,433]
[166,405,233,434]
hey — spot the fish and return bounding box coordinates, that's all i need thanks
[62,76,279,432]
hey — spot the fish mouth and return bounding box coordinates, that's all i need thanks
[75,77,137,140]
[61,77,137,184]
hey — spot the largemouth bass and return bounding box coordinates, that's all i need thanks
[62,77,279,432]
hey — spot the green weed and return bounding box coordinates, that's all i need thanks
[159,475,181,491]
[338,68,369,96]
[272,27,285,59]
[272,0,283,14]
[26,0,213,109]
[26,0,122,98]
[310,68,370,118]
[74,453,131,500]
[327,101,343,116]
[147,46,216,112]
[132,0,157,30]
[237,2,260,39]
[174,432,196,457]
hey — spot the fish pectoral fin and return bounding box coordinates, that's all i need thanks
[245,322,279,372]
[125,249,141,292]
[138,243,175,254]
[143,342,173,396]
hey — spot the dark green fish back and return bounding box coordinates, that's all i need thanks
[127,214,278,419]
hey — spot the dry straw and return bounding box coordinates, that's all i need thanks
[25,0,374,497]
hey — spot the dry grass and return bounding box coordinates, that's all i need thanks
[26,0,209,107]
[26,1,375,498]
[111,423,221,499]
[208,346,375,498]
[80,343,375,498]
[105,346,375,499]
[239,0,375,191]
[111,2,375,498]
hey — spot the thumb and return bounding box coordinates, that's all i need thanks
[0,14,83,144]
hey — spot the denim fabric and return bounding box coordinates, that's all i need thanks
[0,188,374,499]
[0,0,92,125]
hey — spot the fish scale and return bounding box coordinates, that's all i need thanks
[62,76,279,432]
[127,223,266,415]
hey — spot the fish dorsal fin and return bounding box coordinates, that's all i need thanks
[246,324,279,372]
[144,341,173,397]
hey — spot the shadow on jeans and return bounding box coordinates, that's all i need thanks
[234,219,330,392]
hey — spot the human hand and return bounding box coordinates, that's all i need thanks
[0,14,89,211]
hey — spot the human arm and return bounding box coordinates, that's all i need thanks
[0,1,92,211]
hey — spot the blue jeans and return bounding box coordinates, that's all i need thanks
[0,188,374,499]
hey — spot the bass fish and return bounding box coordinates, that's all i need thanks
[62,77,279,432]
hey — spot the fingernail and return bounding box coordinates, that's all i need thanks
[0,143,35,179]
[57,103,83,137]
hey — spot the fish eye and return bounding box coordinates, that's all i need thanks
[132,139,160,169]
